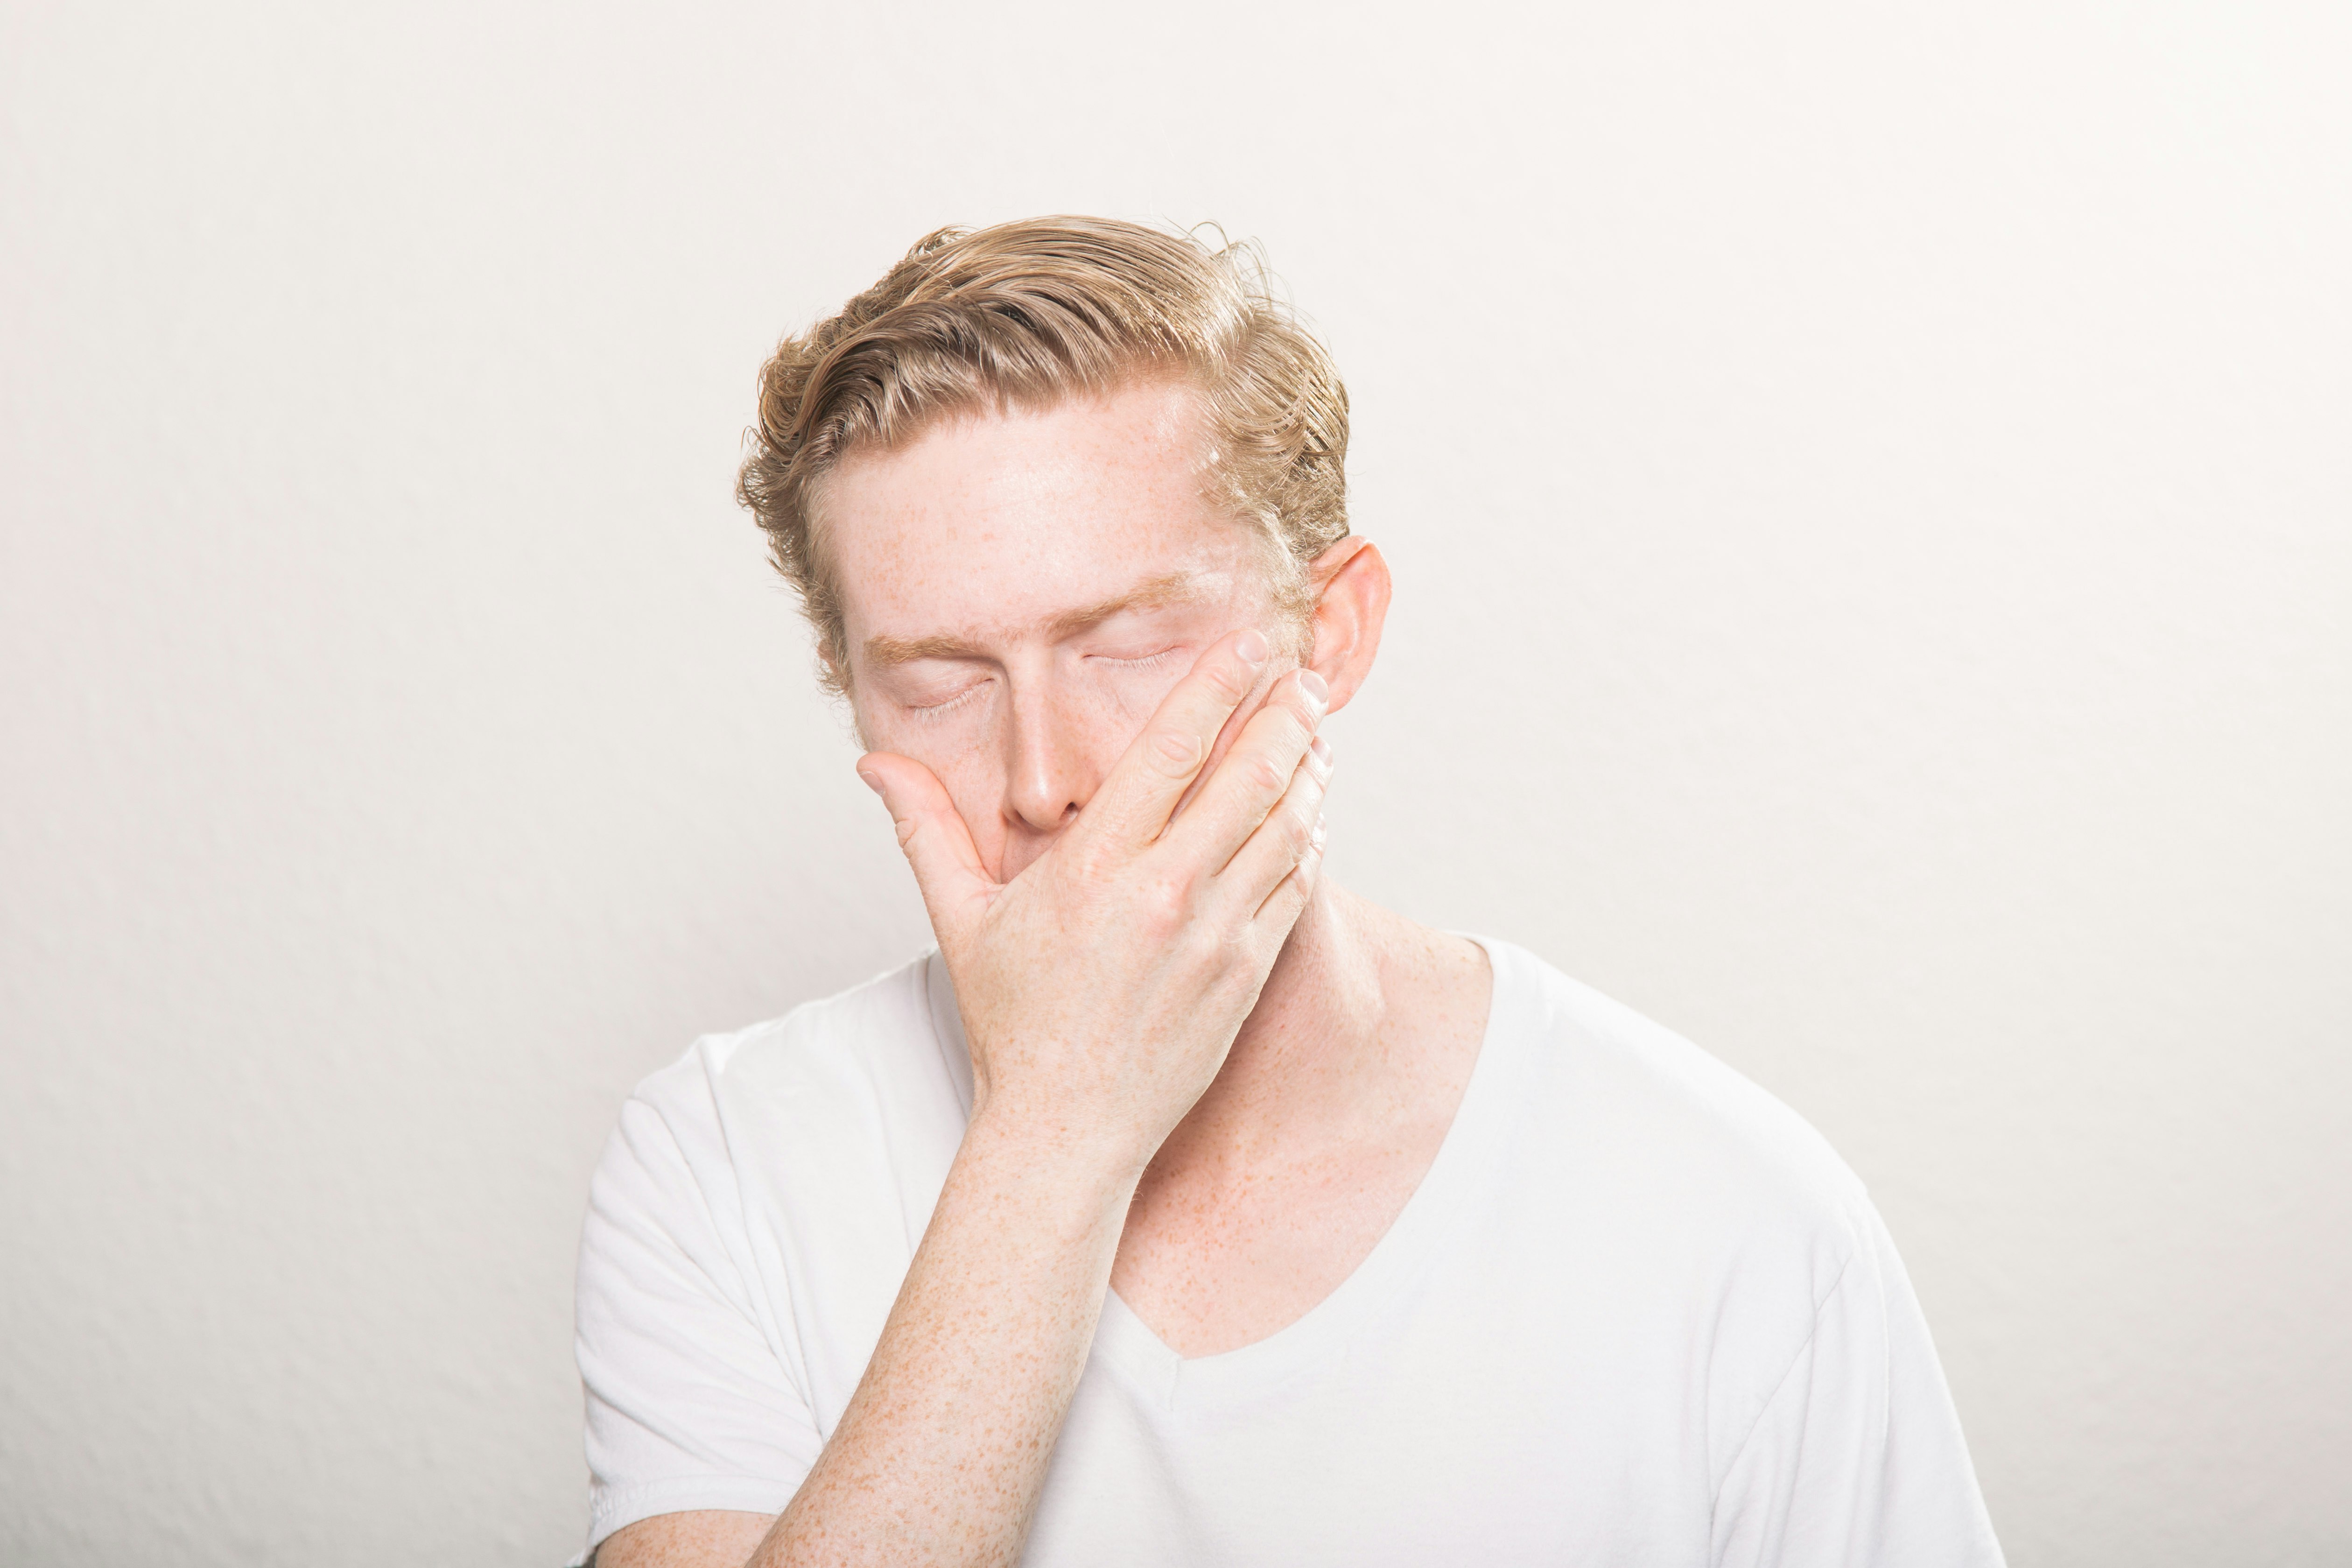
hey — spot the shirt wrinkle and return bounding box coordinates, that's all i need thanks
[633,1085,757,1312]
[1709,1234,1862,1506]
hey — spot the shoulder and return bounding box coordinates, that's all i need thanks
[1480,937,1871,1278]
[583,951,972,1432]
[620,949,963,1143]
[1477,939,1900,1480]
[588,949,968,1240]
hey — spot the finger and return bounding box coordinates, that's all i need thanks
[1215,728,1332,913]
[857,753,998,946]
[1164,667,1328,874]
[1253,803,1328,931]
[1075,627,1273,852]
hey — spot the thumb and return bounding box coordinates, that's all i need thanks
[857,752,997,943]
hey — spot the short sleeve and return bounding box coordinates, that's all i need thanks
[575,1056,823,1555]
[1711,1201,2005,1568]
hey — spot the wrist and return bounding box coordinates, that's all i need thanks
[957,1100,1151,1215]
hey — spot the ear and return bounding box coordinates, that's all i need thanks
[1302,537,1390,716]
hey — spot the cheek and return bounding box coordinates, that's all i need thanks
[1067,659,1208,782]
[855,696,1008,824]
[1093,661,1185,728]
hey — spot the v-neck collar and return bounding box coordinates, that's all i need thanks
[924,935,1525,1412]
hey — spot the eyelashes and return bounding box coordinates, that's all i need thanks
[1092,647,1183,670]
[898,648,1185,719]
[902,679,992,718]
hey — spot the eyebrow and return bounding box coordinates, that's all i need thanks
[860,571,1216,668]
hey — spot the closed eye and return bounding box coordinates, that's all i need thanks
[1090,647,1184,670]
[902,676,994,717]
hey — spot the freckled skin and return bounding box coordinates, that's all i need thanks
[826,380,1278,882]
[598,381,1490,1568]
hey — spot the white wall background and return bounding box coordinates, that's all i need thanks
[3,2,2346,1563]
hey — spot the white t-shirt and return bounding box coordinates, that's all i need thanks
[575,938,2003,1566]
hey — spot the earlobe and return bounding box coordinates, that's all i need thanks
[1305,537,1391,716]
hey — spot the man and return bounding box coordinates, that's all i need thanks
[574,217,2003,1567]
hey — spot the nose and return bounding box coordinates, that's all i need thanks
[1002,679,1098,839]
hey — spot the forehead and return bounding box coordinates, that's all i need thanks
[818,380,1257,643]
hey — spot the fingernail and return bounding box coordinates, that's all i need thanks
[1235,628,1270,666]
[857,769,884,795]
[1310,734,1333,766]
[1297,668,1329,706]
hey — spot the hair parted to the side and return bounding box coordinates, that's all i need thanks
[735,216,1350,694]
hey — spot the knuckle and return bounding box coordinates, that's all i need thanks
[1138,872,1193,935]
[1200,659,1252,704]
[1181,921,1229,970]
[1280,808,1315,858]
[1066,835,1116,885]
[1246,753,1288,795]
[1149,725,1204,777]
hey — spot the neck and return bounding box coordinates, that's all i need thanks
[1151,878,1397,1173]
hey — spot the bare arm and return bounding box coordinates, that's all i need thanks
[591,1140,1129,1568]
[598,630,1331,1568]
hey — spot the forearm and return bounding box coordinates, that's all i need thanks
[742,636,1326,1567]
[750,1114,1139,1568]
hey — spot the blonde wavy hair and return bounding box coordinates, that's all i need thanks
[736,216,1351,693]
